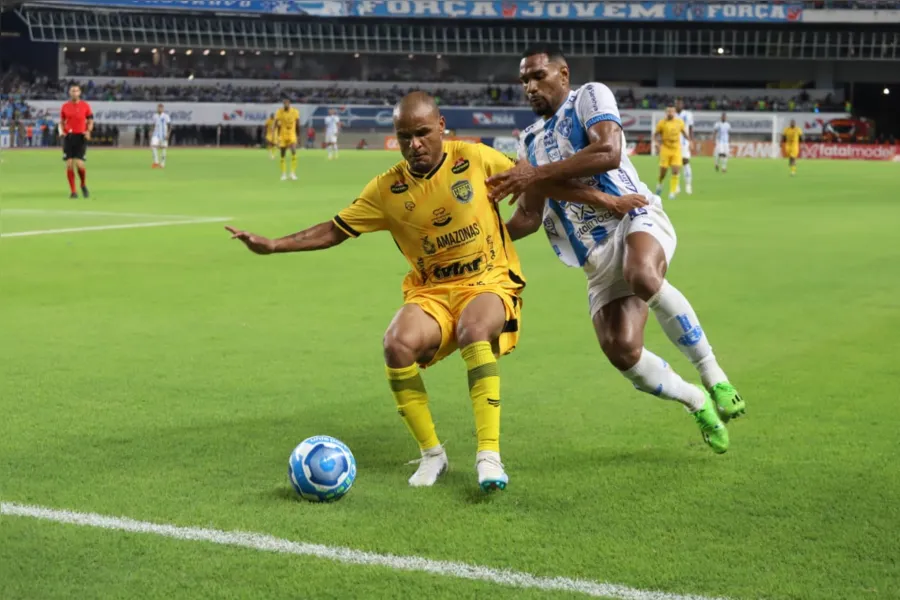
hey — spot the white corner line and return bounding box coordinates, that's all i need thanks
[0,217,232,238]
[0,502,728,600]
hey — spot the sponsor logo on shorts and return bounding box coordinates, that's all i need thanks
[451,179,473,204]
[432,253,486,281]
[451,157,470,174]
[421,235,437,255]
[431,207,452,227]
[436,222,481,250]
[391,179,409,194]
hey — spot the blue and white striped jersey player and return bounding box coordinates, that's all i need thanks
[487,45,745,452]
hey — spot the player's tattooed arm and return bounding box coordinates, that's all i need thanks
[225,221,348,255]
[486,121,621,200]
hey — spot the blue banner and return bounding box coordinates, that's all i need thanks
[48,1,804,23]
[349,1,804,22]
[309,105,537,130]
[37,1,346,16]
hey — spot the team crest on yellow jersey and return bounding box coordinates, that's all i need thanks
[451,180,473,204]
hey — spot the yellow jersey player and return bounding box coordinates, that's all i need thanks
[274,98,300,180]
[782,119,803,176]
[264,113,276,160]
[654,106,686,200]
[226,92,525,492]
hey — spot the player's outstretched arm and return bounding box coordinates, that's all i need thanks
[225,221,348,255]
[486,121,622,201]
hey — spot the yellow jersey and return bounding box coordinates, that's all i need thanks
[333,141,525,296]
[655,118,686,151]
[264,117,275,138]
[783,126,802,147]
[275,107,300,138]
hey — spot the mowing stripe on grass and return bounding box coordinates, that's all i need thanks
[1,217,231,238]
[0,502,726,600]
[1,209,215,220]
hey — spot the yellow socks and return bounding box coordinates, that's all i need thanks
[461,341,501,453]
[791,165,797,175]
[670,173,680,196]
[291,152,298,173]
[280,155,286,174]
[386,364,439,451]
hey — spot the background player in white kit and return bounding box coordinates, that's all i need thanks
[674,98,694,194]
[488,45,745,452]
[151,103,171,169]
[713,113,731,173]
[324,109,341,160]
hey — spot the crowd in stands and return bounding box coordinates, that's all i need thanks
[4,72,846,113]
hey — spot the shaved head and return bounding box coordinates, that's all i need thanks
[393,91,446,175]
[393,91,440,123]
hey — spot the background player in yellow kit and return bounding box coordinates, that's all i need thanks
[264,112,276,160]
[225,92,524,492]
[274,98,300,180]
[654,105,686,200]
[782,119,803,176]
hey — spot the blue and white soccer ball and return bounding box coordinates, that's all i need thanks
[288,435,357,502]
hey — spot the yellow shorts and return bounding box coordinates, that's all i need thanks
[786,145,799,159]
[404,284,522,368]
[659,149,683,168]
[279,134,297,148]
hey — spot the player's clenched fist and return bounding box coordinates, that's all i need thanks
[225,226,275,255]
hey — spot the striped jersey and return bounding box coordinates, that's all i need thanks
[519,83,660,268]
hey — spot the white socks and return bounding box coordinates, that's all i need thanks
[160,148,167,166]
[720,156,727,170]
[648,281,728,389]
[152,147,159,163]
[622,348,705,412]
[682,163,692,188]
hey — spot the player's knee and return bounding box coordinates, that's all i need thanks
[599,335,642,372]
[383,328,421,367]
[623,262,665,301]
[456,321,493,348]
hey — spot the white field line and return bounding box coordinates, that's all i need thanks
[0,217,231,238]
[0,502,727,600]
[1,209,215,220]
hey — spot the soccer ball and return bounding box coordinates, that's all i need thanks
[288,435,357,502]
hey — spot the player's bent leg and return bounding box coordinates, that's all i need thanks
[383,304,448,487]
[592,297,728,453]
[656,166,667,195]
[624,231,745,421]
[457,293,509,492]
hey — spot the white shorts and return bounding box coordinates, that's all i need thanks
[715,142,730,156]
[585,204,677,316]
[151,136,168,148]
[680,141,692,160]
[325,134,338,145]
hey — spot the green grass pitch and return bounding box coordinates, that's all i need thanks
[1,148,898,600]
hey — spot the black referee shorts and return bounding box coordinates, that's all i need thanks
[62,134,87,161]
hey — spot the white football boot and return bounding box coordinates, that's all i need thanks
[280,173,287,181]
[407,445,448,487]
[476,450,508,492]
[290,172,298,181]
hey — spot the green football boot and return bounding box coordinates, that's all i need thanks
[693,391,729,454]
[709,382,745,422]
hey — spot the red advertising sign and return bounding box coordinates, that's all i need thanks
[799,143,900,161]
